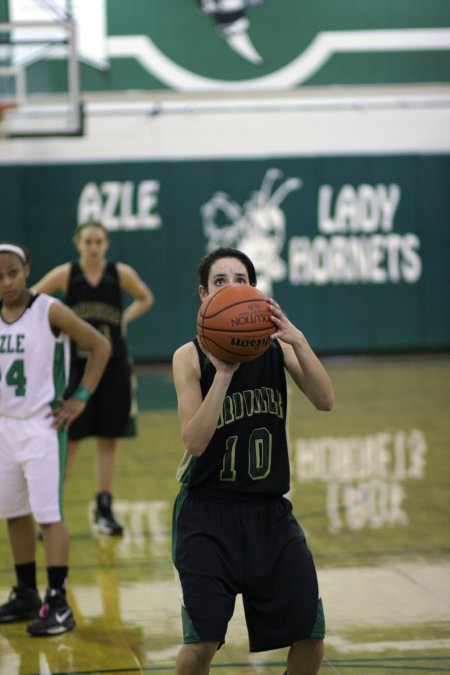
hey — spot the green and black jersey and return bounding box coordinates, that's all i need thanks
[177,338,290,499]
[64,262,125,362]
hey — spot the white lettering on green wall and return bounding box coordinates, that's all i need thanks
[289,182,422,285]
[318,184,401,234]
[78,181,162,231]
[202,172,424,289]
[289,233,422,285]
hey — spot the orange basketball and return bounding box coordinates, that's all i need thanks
[197,284,276,363]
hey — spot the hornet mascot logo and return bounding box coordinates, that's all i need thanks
[201,169,302,295]
[197,0,265,65]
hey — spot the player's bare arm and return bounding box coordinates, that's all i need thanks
[173,342,237,457]
[268,298,335,411]
[48,302,111,428]
[118,263,154,328]
[31,263,71,295]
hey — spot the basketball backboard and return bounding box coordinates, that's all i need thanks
[0,6,83,137]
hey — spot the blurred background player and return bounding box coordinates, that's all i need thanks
[33,221,154,536]
[0,242,110,635]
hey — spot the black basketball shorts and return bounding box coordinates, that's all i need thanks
[65,356,133,440]
[172,491,325,652]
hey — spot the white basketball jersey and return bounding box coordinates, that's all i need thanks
[0,294,70,418]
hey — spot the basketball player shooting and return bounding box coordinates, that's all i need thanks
[171,246,334,675]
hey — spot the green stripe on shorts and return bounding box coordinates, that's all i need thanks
[310,597,326,638]
[181,605,201,644]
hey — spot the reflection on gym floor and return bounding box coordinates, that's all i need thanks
[1,356,449,675]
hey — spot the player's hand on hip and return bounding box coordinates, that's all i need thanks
[48,398,86,429]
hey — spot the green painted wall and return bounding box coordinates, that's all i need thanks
[2,0,449,93]
[1,154,449,358]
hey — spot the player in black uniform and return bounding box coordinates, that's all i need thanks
[33,222,153,535]
[172,247,334,675]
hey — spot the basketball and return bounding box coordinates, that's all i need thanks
[197,284,276,363]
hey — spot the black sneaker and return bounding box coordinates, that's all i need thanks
[93,492,124,536]
[93,508,124,536]
[27,589,76,636]
[0,582,41,623]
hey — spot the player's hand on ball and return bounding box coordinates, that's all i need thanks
[197,338,240,375]
[267,298,303,346]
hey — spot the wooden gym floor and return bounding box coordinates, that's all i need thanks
[0,355,449,675]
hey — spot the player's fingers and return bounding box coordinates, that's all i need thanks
[50,404,76,429]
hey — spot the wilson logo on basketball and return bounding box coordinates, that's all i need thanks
[230,336,272,350]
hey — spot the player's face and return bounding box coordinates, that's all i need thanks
[200,257,250,299]
[0,254,30,305]
[76,226,109,262]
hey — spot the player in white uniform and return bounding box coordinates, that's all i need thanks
[0,243,110,636]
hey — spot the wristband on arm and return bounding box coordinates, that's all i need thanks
[73,386,92,403]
